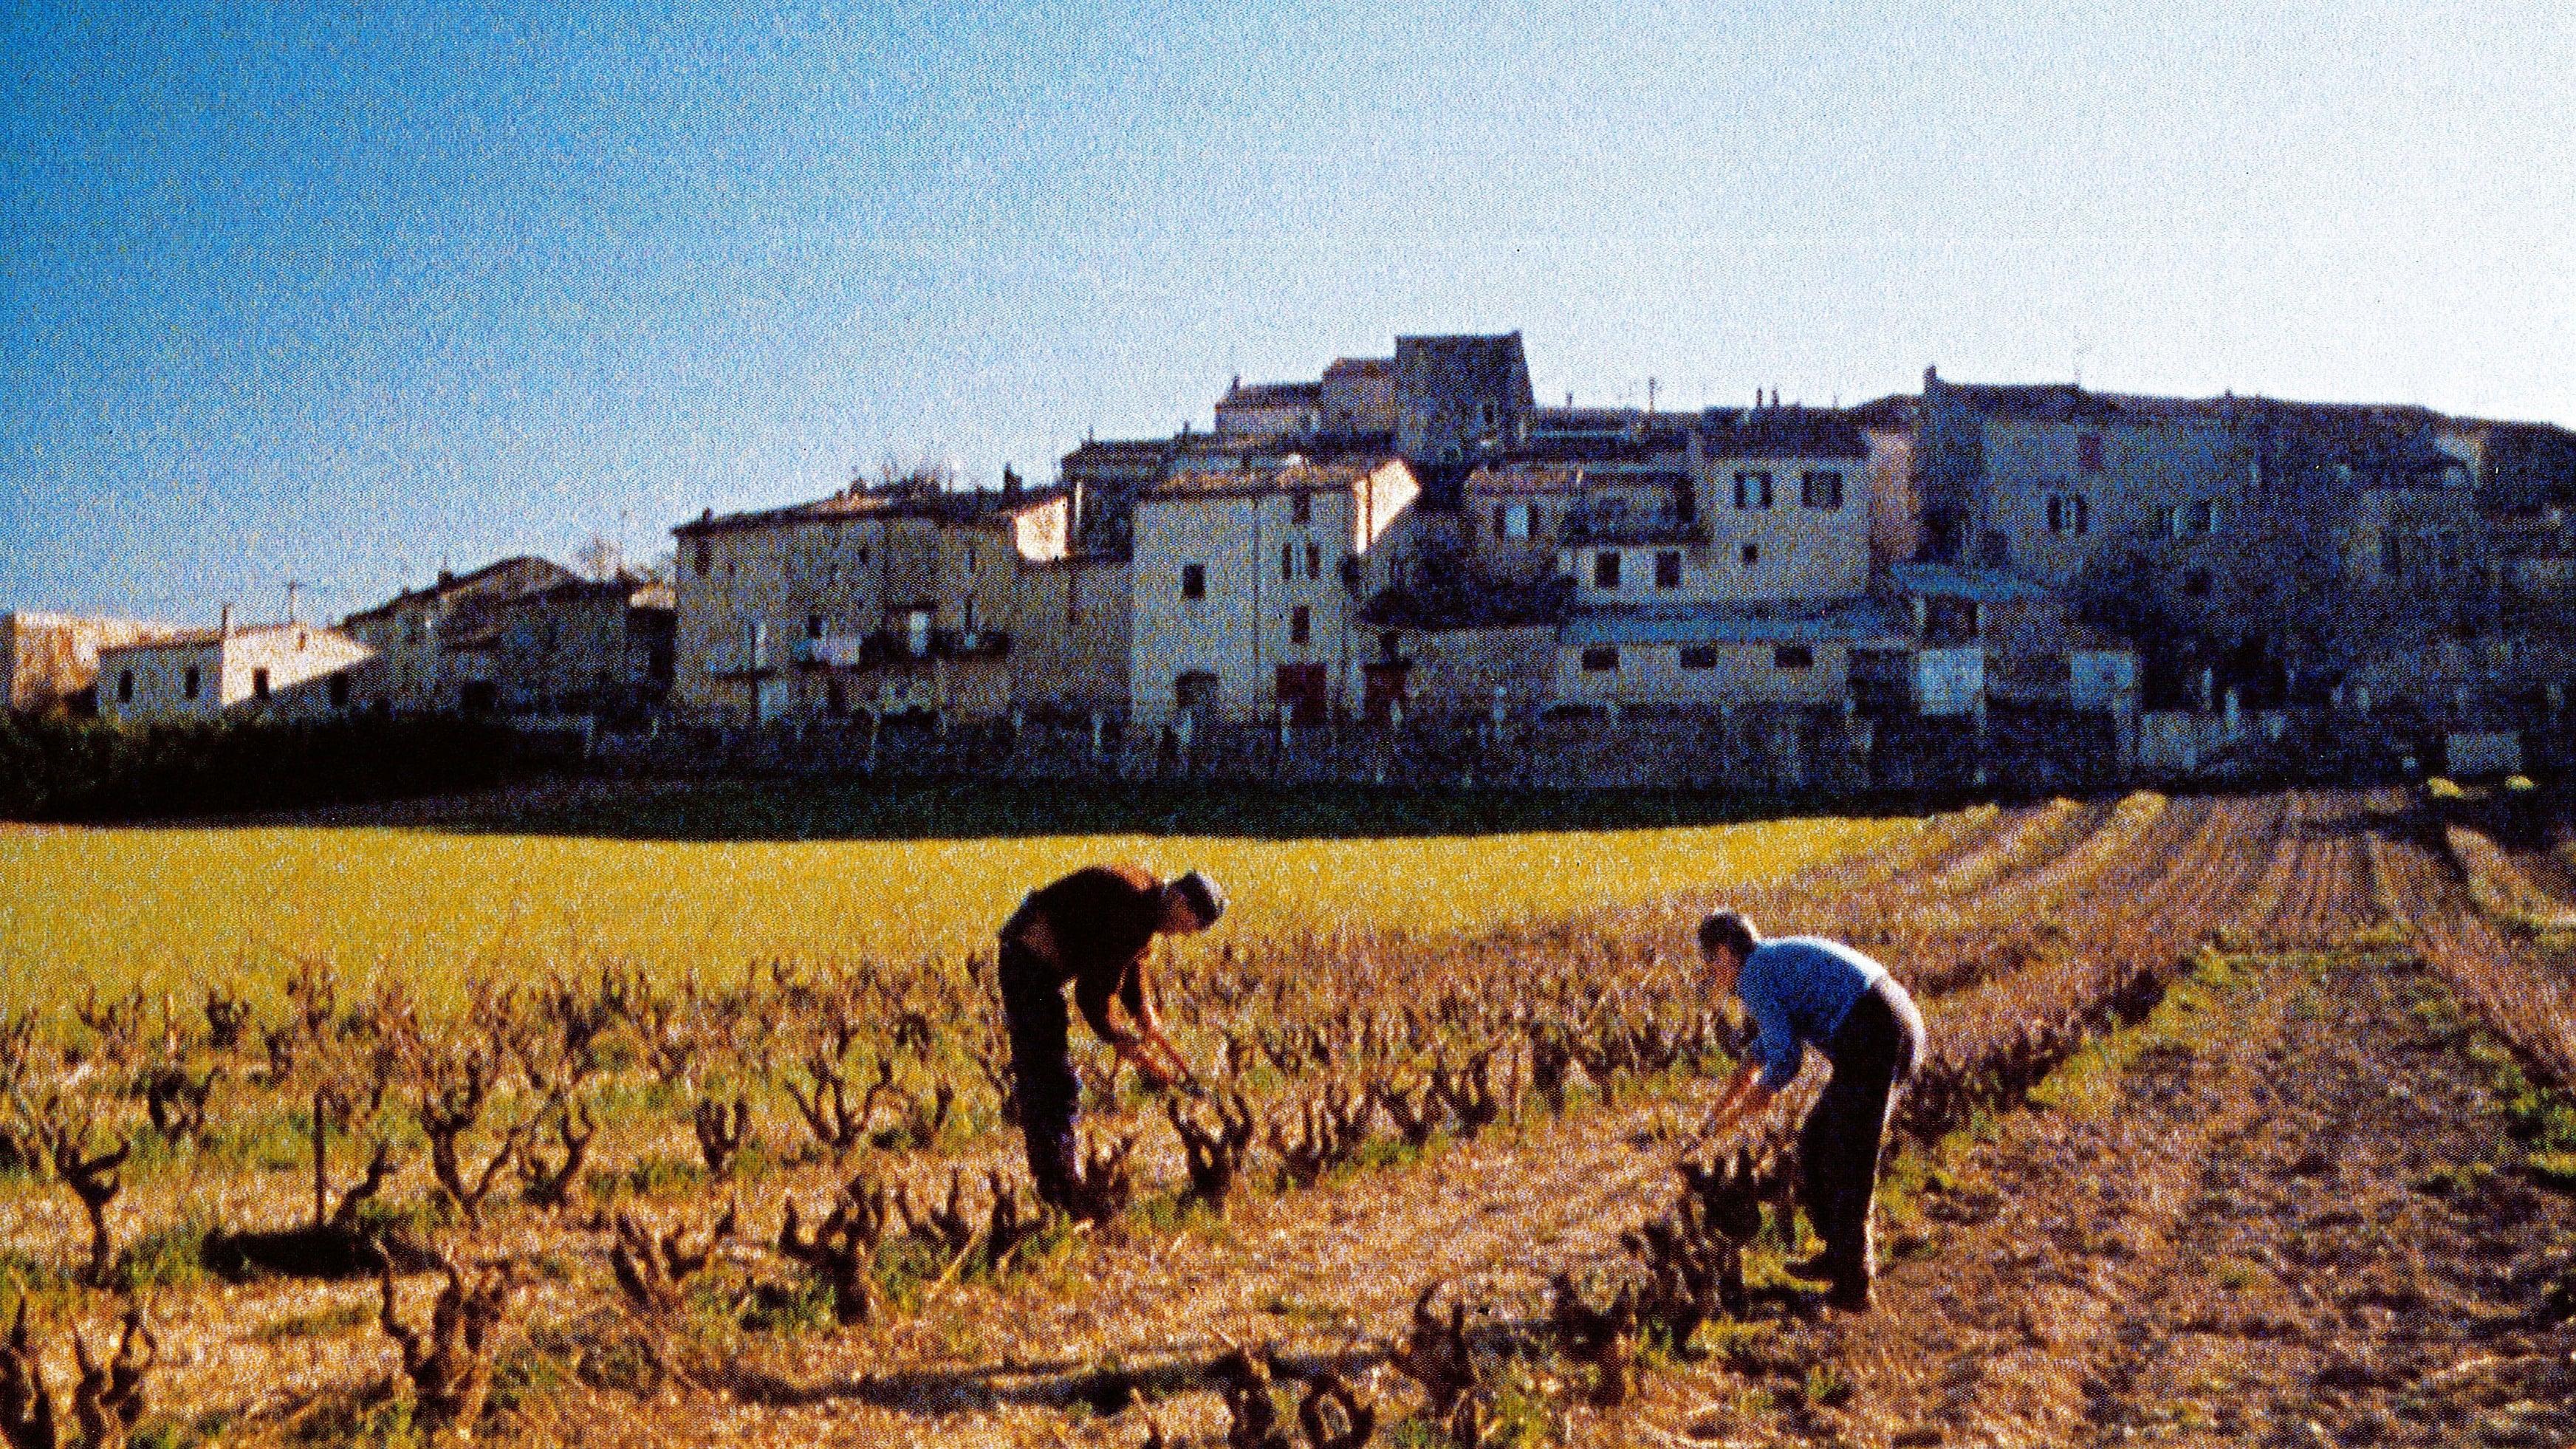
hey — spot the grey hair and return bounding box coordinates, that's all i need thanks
[1698,910,1759,959]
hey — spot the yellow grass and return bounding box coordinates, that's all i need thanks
[0,812,1907,1005]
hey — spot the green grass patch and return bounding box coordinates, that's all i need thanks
[112,1218,211,1292]
[253,1298,376,1342]
[589,1152,706,1204]
[738,1275,836,1336]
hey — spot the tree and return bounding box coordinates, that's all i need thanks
[575,535,626,582]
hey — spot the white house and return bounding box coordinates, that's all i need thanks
[97,620,376,725]
[1128,457,1420,726]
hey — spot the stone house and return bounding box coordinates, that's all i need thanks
[97,620,375,725]
[668,479,1105,728]
[1552,407,1874,611]
[1059,436,1175,556]
[1913,370,2521,711]
[2436,416,2576,519]
[1394,332,1535,465]
[1553,598,1905,710]
[341,556,578,715]
[484,576,676,722]
[1,612,191,716]
[1213,378,1325,439]
[1846,393,1922,569]
[1128,458,1420,727]
[1915,370,2244,584]
[1320,357,1397,434]
[1460,462,1586,584]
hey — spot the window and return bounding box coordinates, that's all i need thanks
[1581,646,1620,673]
[2079,433,2105,473]
[1479,401,1498,429]
[1594,552,1622,589]
[1493,505,1507,541]
[117,669,134,703]
[2159,504,2182,539]
[1655,551,1682,589]
[1801,470,1843,510]
[806,613,823,640]
[1182,564,1206,600]
[1679,645,1719,670]
[182,667,199,700]
[2047,494,2090,535]
[2182,568,2213,598]
[1281,543,1295,580]
[252,668,271,702]
[2381,534,2404,577]
[1773,645,1815,670]
[1289,606,1311,645]
[1306,541,1323,580]
[2072,496,2090,535]
[1740,543,1761,567]
[1502,502,1532,541]
[1292,492,1313,525]
[329,674,351,710]
[1733,471,1775,510]
[2191,500,2220,535]
[693,540,712,577]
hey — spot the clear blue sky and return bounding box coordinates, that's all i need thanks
[5,1,2569,621]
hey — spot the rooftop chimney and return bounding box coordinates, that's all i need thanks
[219,603,233,637]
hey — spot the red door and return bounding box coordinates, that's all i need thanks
[1275,663,1329,725]
[1363,662,1410,722]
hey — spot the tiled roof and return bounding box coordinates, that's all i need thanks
[510,575,674,609]
[673,484,1069,538]
[1561,599,1908,648]
[1323,357,1391,380]
[1145,459,1397,501]
[1888,564,2052,606]
[1220,380,1323,408]
[1846,394,1919,428]
[343,555,575,623]
[1062,437,1176,461]
[97,622,353,654]
[1696,407,1868,459]
[1465,463,1588,496]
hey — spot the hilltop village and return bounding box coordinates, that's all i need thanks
[11,332,2576,787]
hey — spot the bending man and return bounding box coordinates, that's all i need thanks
[996,864,1224,1210]
[1694,909,1925,1312]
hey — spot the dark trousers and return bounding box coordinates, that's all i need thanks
[998,939,1083,1210]
[1801,978,1926,1286]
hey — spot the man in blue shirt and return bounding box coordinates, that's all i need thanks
[1692,910,1925,1312]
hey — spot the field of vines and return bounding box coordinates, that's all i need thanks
[0,784,2570,1447]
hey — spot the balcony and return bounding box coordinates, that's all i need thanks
[1557,505,1710,547]
[792,628,1011,671]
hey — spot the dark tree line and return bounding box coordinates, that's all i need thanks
[0,714,573,821]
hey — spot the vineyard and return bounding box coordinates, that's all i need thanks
[0,787,2571,1447]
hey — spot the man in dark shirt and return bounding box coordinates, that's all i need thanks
[996,864,1224,1210]
[1693,909,1925,1312]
